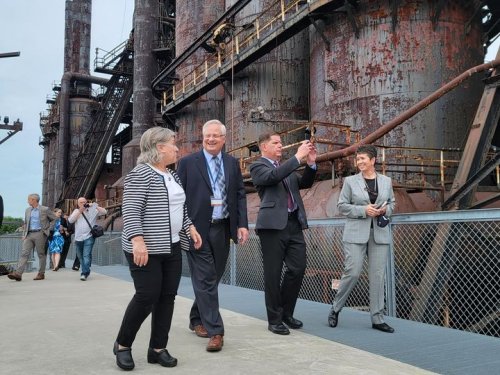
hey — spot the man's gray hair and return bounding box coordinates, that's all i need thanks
[28,193,40,202]
[202,119,226,136]
[137,127,176,165]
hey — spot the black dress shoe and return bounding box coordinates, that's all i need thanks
[113,341,135,371]
[372,323,395,333]
[328,308,339,328]
[268,323,290,335]
[283,316,303,329]
[147,347,177,367]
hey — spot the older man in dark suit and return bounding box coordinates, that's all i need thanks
[249,132,316,335]
[8,193,56,281]
[177,119,249,352]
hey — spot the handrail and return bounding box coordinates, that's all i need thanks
[314,58,500,162]
[160,0,327,113]
[230,120,464,191]
[151,0,253,90]
[94,40,129,70]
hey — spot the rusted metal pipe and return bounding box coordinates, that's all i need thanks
[241,59,500,179]
[315,59,500,163]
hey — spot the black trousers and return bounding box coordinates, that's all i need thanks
[58,236,72,267]
[257,215,307,325]
[186,220,230,337]
[116,242,182,349]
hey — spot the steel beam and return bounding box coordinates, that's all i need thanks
[151,0,253,91]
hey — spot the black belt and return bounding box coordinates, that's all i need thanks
[288,210,298,218]
[28,229,42,233]
[210,218,228,225]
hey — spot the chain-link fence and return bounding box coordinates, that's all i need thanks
[389,210,500,338]
[1,209,498,337]
[0,233,35,273]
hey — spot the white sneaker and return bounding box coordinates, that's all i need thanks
[80,275,87,281]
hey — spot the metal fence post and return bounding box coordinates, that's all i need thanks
[230,241,237,285]
[385,224,397,317]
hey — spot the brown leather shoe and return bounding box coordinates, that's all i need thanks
[189,323,208,338]
[206,335,223,352]
[33,273,45,280]
[7,272,22,281]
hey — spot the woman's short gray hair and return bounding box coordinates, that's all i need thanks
[137,127,176,165]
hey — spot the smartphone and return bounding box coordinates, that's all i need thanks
[376,201,388,209]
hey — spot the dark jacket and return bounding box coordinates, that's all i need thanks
[177,150,248,245]
[249,156,316,231]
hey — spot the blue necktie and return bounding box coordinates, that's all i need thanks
[213,156,228,218]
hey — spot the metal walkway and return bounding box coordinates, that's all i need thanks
[156,0,346,114]
[2,264,499,374]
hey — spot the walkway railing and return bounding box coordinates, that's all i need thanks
[1,208,499,337]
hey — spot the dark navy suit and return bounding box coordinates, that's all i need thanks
[177,150,248,336]
[250,156,316,324]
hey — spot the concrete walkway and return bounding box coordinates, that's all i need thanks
[0,268,434,375]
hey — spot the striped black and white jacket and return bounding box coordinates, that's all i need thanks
[122,163,192,254]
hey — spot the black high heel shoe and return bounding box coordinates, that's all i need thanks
[113,341,135,371]
[147,347,177,367]
[328,308,339,328]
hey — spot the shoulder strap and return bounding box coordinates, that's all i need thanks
[81,212,93,230]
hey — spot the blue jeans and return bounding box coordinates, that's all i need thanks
[75,236,95,277]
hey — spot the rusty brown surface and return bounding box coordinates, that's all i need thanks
[223,0,310,152]
[175,0,226,156]
[42,0,93,206]
[131,0,157,140]
[246,179,433,223]
[310,0,484,152]
[121,0,158,177]
[64,0,91,76]
[315,58,500,163]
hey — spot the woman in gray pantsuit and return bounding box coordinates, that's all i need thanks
[328,145,396,333]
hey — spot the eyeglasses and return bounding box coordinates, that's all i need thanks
[203,134,225,139]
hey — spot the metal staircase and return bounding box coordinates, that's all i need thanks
[58,41,134,204]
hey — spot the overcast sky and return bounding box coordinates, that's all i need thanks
[0,2,499,217]
[0,0,133,217]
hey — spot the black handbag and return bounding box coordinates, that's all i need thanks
[376,214,390,228]
[82,213,104,238]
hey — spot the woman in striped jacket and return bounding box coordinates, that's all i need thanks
[113,127,202,371]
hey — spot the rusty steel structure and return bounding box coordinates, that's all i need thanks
[171,0,226,156]
[38,0,500,215]
[223,0,310,152]
[121,0,158,177]
[0,119,23,146]
[32,0,500,345]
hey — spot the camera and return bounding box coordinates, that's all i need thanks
[84,203,90,208]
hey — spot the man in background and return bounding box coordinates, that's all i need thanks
[68,197,107,281]
[8,193,56,281]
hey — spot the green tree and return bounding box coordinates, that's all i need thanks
[0,216,23,235]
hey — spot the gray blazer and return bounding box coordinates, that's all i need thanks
[338,172,395,244]
[23,205,56,237]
